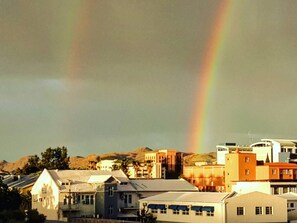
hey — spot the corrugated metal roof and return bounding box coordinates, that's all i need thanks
[130,179,198,192]
[4,174,39,189]
[140,191,231,203]
[47,169,129,192]
[277,192,297,200]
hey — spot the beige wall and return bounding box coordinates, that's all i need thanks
[256,166,270,180]
[226,191,287,223]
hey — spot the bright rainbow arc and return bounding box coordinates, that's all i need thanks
[188,0,232,153]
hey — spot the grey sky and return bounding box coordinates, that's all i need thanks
[1,0,297,161]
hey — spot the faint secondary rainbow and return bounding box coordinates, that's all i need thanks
[188,0,233,153]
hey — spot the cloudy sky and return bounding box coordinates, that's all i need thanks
[1,0,297,161]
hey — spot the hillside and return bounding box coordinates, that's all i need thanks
[0,148,217,172]
[183,152,217,166]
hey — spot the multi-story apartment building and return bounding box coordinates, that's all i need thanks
[251,139,297,163]
[145,149,184,178]
[217,139,297,165]
[127,162,165,179]
[225,150,257,192]
[31,168,198,221]
[183,164,225,192]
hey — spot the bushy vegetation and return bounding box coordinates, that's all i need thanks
[21,146,70,174]
[0,180,45,223]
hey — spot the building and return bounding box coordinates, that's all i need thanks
[31,168,198,221]
[217,139,297,165]
[226,191,287,223]
[2,174,39,194]
[139,191,233,223]
[139,191,287,223]
[31,169,124,221]
[96,159,120,171]
[183,164,225,192]
[216,143,252,165]
[225,150,257,192]
[225,151,297,195]
[145,149,184,177]
[127,162,164,179]
[251,139,297,163]
[277,192,297,222]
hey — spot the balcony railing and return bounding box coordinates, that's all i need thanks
[60,203,80,211]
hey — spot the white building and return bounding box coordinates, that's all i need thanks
[31,169,197,221]
[277,192,297,222]
[226,191,287,223]
[251,139,297,163]
[96,159,120,171]
[216,143,252,165]
[139,191,232,223]
[139,191,287,223]
[217,139,297,165]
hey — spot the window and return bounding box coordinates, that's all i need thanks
[245,169,250,175]
[90,195,94,205]
[195,210,203,216]
[237,207,244,215]
[108,205,113,215]
[245,157,250,162]
[85,195,90,205]
[265,206,273,215]
[255,206,263,215]
[182,210,189,215]
[272,169,277,175]
[290,203,295,208]
[173,209,179,215]
[128,194,132,204]
[108,187,114,197]
[151,209,158,213]
[206,211,214,216]
[160,209,167,214]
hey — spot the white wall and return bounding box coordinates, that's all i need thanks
[139,201,225,223]
[226,191,287,223]
[31,169,61,220]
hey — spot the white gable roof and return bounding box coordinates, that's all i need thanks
[130,178,198,192]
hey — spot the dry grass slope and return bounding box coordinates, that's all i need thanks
[0,148,216,172]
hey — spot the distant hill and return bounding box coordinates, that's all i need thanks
[183,152,217,166]
[1,156,30,172]
[69,147,152,169]
[0,148,217,172]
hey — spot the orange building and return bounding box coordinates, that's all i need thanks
[145,150,177,171]
[257,162,297,181]
[225,150,257,192]
[183,164,225,192]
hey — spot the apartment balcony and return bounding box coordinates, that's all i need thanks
[60,203,81,211]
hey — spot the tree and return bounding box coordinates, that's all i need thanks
[21,155,41,175]
[0,180,22,211]
[26,209,46,223]
[138,207,157,223]
[120,158,130,177]
[40,147,69,170]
